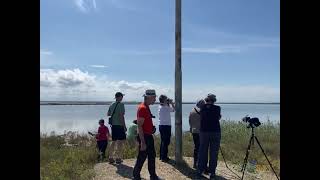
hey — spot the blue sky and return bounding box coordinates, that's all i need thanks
[40,0,280,102]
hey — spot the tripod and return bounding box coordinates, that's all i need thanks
[241,125,280,180]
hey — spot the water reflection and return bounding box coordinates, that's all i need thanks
[40,104,280,135]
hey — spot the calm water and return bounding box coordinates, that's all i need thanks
[40,104,280,135]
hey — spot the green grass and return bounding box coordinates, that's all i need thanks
[40,133,97,180]
[40,120,280,179]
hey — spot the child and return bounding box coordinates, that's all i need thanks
[95,119,110,161]
[127,120,138,147]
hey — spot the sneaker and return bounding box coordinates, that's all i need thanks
[132,176,141,180]
[204,167,210,175]
[108,158,115,164]
[195,172,204,179]
[161,157,171,163]
[115,158,123,164]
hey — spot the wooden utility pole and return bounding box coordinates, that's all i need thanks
[175,0,182,164]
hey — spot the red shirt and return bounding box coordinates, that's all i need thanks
[96,125,109,141]
[137,102,153,135]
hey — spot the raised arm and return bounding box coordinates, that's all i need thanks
[170,101,175,112]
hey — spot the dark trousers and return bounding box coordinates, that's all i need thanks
[133,134,157,179]
[97,140,108,158]
[192,133,200,167]
[198,132,221,175]
[159,125,171,160]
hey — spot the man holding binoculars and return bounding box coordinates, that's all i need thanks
[158,94,175,162]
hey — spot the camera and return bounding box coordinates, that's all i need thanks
[151,113,155,118]
[242,115,261,128]
[152,125,156,134]
[167,98,173,103]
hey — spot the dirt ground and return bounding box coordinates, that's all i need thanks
[94,157,278,180]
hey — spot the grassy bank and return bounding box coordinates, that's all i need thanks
[40,120,280,179]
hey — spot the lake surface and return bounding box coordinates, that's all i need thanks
[40,104,280,135]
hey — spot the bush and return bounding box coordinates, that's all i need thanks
[40,133,96,180]
[40,121,280,178]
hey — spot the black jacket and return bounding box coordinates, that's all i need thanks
[200,104,221,132]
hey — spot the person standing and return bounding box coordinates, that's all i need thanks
[133,89,162,180]
[197,94,222,179]
[158,94,175,162]
[107,92,127,164]
[189,99,205,168]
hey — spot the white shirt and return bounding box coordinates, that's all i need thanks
[158,104,175,126]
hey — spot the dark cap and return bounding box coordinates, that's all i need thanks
[99,119,104,123]
[159,94,168,103]
[206,93,217,102]
[115,92,125,98]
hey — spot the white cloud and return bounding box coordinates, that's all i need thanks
[183,85,279,103]
[106,49,170,56]
[74,0,97,13]
[245,42,280,48]
[187,23,279,43]
[184,23,279,54]
[40,69,279,102]
[40,68,172,101]
[108,0,139,12]
[183,47,241,54]
[182,42,279,54]
[74,0,139,13]
[125,50,168,55]
[40,49,53,55]
[40,68,95,88]
[92,0,96,9]
[90,65,108,68]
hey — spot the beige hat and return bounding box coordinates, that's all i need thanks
[143,89,157,97]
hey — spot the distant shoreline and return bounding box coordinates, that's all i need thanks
[40,101,280,105]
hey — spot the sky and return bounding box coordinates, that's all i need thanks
[40,0,280,102]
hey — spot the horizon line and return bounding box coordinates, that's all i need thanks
[40,100,280,105]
